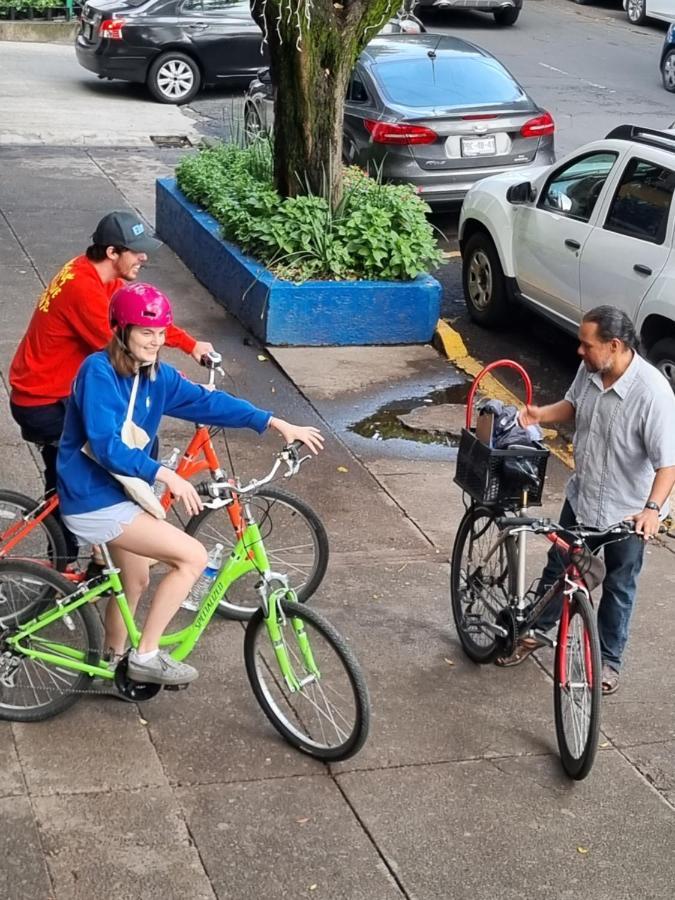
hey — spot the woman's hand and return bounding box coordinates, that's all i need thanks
[268,418,324,455]
[156,466,203,517]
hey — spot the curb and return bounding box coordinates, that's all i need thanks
[0,21,78,43]
[434,318,575,470]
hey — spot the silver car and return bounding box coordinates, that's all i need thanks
[244,34,555,207]
[415,0,523,27]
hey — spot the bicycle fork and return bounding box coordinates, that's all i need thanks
[262,586,320,692]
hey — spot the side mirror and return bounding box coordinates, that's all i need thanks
[506,181,534,204]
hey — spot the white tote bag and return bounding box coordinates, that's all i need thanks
[82,372,166,520]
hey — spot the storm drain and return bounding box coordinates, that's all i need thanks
[149,135,193,148]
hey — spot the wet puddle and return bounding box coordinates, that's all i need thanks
[349,383,471,446]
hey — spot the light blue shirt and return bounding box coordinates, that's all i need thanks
[564,353,675,528]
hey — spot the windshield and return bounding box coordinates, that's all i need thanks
[372,56,529,110]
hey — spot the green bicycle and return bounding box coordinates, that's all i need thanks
[0,444,369,762]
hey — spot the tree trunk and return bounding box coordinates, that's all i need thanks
[251,0,402,209]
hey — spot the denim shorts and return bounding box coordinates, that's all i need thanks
[61,501,144,546]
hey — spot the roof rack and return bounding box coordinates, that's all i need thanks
[605,124,675,153]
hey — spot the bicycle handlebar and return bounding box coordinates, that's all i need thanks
[496,516,666,540]
[196,442,309,502]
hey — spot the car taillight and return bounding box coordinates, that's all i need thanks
[99,18,125,39]
[520,111,555,138]
[364,119,437,145]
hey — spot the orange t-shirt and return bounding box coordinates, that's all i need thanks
[10,256,196,406]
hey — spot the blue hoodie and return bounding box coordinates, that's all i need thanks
[57,352,272,516]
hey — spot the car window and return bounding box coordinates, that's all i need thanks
[539,152,618,222]
[181,0,241,13]
[371,57,529,110]
[604,158,675,245]
[347,75,368,103]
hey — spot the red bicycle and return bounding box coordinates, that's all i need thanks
[0,353,328,621]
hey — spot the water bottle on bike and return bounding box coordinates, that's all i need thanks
[182,543,224,611]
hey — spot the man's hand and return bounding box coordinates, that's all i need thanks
[629,507,661,541]
[268,418,324,455]
[518,405,543,428]
[190,340,215,364]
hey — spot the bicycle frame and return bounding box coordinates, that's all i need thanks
[4,512,300,683]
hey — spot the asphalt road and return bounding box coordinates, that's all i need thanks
[1,0,672,403]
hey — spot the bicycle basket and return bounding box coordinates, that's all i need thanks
[454,428,549,507]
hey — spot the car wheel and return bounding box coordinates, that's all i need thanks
[662,50,675,92]
[626,0,647,24]
[147,52,201,105]
[244,103,264,143]
[462,232,509,327]
[647,337,675,390]
[493,7,519,25]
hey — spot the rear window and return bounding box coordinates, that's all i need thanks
[372,56,528,110]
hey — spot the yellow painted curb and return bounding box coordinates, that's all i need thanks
[435,319,575,470]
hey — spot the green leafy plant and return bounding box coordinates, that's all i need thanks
[176,142,441,283]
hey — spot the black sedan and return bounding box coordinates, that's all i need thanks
[76,0,268,104]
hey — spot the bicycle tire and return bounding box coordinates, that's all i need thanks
[0,560,101,722]
[243,599,370,762]
[0,490,68,572]
[553,590,602,780]
[450,504,517,663]
[186,487,329,621]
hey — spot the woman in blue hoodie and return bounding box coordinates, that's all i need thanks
[57,283,323,686]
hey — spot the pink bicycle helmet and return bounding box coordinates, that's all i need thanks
[109,283,173,331]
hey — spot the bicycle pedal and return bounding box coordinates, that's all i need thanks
[163,683,190,692]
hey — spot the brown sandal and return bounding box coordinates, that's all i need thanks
[495,636,546,668]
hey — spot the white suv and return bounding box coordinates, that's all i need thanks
[459,124,675,387]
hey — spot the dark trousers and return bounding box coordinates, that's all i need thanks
[537,500,645,672]
[10,399,79,562]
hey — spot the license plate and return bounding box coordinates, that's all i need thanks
[83,23,93,40]
[461,136,497,157]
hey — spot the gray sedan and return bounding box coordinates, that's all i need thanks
[244,34,555,207]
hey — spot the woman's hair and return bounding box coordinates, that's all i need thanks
[86,244,128,262]
[582,305,639,351]
[106,327,157,380]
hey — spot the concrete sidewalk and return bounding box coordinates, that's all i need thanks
[0,146,674,900]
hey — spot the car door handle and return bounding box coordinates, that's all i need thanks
[187,22,208,30]
[564,239,581,251]
[633,264,652,276]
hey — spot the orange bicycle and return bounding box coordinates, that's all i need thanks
[0,352,328,621]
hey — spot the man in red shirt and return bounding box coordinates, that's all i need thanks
[10,210,214,559]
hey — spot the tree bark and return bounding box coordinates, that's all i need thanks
[251,0,402,209]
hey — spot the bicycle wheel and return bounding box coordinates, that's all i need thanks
[450,504,516,663]
[244,599,370,761]
[0,561,101,721]
[0,490,68,571]
[553,590,601,780]
[186,487,329,621]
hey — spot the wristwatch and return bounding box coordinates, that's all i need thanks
[645,501,660,512]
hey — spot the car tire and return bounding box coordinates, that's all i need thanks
[244,102,264,142]
[626,0,647,24]
[647,337,675,390]
[147,52,201,105]
[662,50,675,92]
[493,7,519,25]
[462,232,509,327]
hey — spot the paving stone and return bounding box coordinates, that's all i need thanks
[338,751,675,900]
[0,795,52,900]
[176,776,402,900]
[13,698,167,796]
[622,740,675,808]
[0,726,24,797]
[34,787,215,900]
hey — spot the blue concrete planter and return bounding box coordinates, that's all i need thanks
[156,178,442,346]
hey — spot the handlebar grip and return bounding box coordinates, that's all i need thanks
[196,482,213,497]
[286,440,305,453]
[496,516,540,528]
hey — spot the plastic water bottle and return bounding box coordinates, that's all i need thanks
[182,543,224,611]
[153,447,181,497]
